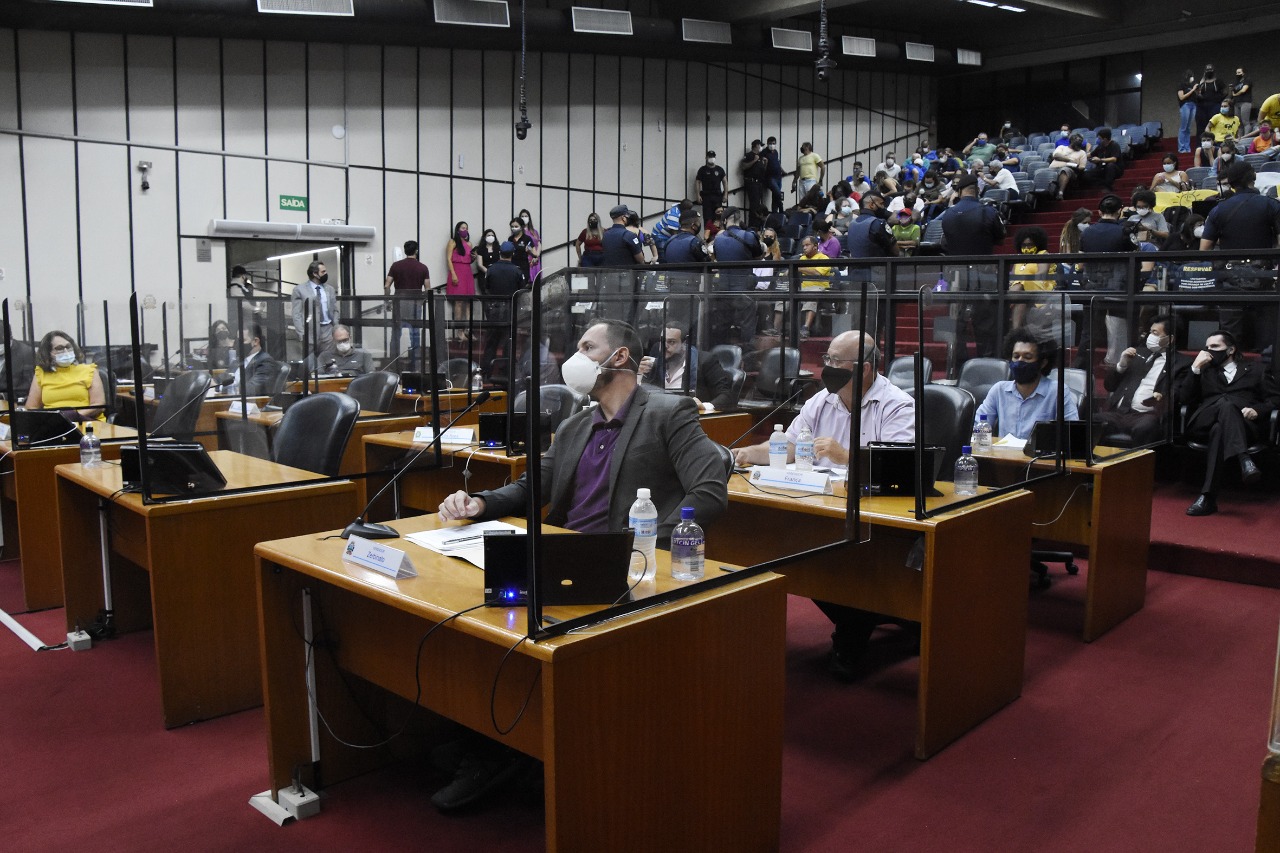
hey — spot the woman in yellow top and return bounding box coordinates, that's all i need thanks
[26,330,106,420]
[1008,227,1061,341]
[1205,99,1241,142]
[796,235,832,339]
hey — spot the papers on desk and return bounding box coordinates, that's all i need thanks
[406,520,521,569]
[994,435,1027,450]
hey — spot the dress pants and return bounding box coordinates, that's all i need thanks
[1189,396,1262,494]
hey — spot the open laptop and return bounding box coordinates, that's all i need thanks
[121,442,227,495]
[9,410,82,448]
[857,442,943,497]
[1024,420,1092,460]
[482,530,635,607]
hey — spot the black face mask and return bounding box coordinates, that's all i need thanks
[762,236,776,246]
[1209,348,1232,366]
[238,341,252,359]
[820,365,854,394]
[316,273,329,285]
[1009,360,1041,384]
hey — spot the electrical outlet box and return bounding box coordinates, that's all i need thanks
[67,630,92,651]
[278,785,320,820]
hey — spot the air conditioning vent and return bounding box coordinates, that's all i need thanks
[571,7,633,36]
[434,0,510,28]
[957,49,983,66]
[682,19,732,45]
[842,36,876,57]
[257,0,354,17]
[771,28,812,52]
[904,42,935,62]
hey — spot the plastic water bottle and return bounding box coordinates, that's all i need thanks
[670,507,705,582]
[795,427,815,471]
[471,368,483,391]
[79,424,102,467]
[627,487,658,583]
[972,414,993,450]
[954,445,979,496]
[768,424,788,468]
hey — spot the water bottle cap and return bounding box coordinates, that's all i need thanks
[85,425,94,434]
[978,414,988,422]
[637,488,651,499]
[773,424,783,431]
[962,445,972,454]
[681,506,695,519]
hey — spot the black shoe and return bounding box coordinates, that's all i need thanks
[827,632,870,682]
[1241,455,1262,485]
[1186,494,1218,516]
[430,751,526,812]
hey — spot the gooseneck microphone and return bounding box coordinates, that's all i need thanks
[721,383,811,450]
[342,389,491,540]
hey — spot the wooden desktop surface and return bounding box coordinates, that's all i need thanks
[0,422,137,610]
[117,389,270,451]
[284,376,353,394]
[973,445,1155,641]
[55,450,357,727]
[255,513,786,851]
[389,389,507,418]
[716,475,1034,760]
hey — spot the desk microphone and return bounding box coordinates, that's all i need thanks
[342,389,491,540]
[149,373,230,437]
[720,384,811,450]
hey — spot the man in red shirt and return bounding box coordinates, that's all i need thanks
[383,240,431,355]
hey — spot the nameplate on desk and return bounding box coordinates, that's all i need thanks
[342,535,417,579]
[143,387,156,401]
[413,426,474,444]
[227,401,260,415]
[0,422,9,441]
[749,465,833,494]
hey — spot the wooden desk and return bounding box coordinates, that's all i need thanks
[256,514,786,851]
[974,446,1155,642]
[389,389,507,418]
[0,422,136,610]
[117,389,270,451]
[285,376,353,394]
[715,477,1034,759]
[362,432,528,518]
[696,410,751,446]
[56,450,356,727]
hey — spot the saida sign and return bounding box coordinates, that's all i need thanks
[279,195,308,212]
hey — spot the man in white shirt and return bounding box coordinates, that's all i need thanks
[1096,316,1188,446]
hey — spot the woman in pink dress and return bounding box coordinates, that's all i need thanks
[517,208,542,284]
[445,220,476,339]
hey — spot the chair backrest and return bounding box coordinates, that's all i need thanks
[265,361,291,398]
[887,355,932,390]
[919,384,976,479]
[344,370,399,412]
[443,358,476,390]
[513,383,586,433]
[957,357,1010,404]
[1259,162,1280,174]
[1143,120,1162,138]
[708,344,743,371]
[729,367,747,404]
[789,211,813,232]
[713,442,735,480]
[271,391,360,476]
[149,370,212,442]
[1062,367,1089,408]
[1185,166,1211,184]
[754,347,801,399]
[1033,168,1057,191]
[763,212,787,233]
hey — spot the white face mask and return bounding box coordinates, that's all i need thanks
[706,158,715,166]
[336,341,353,355]
[1202,141,1212,150]
[886,159,895,166]
[521,216,530,225]
[1163,163,1176,173]
[560,347,621,396]
[840,206,853,215]
[1146,333,1166,353]
[1077,222,1090,232]
[485,236,495,244]
[55,350,76,367]
[1135,207,1151,216]
[1193,225,1205,238]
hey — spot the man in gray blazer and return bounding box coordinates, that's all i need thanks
[438,319,727,542]
[291,260,338,356]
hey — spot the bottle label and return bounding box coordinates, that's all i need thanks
[629,517,657,538]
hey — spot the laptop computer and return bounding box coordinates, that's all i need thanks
[121,442,228,495]
[482,530,635,607]
[9,410,82,448]
[1024,420,1092,460]
[477,411,530,452]
[858,442,943,497]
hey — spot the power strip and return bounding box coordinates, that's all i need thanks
[67,630,92,651]
[278,784,320,820]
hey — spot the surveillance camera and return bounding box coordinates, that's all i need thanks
[141,179,150,192]
[817,69,828,82]
[515,117,531,141]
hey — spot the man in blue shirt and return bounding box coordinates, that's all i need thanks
[711,207,763,341]
[974,328,1079,440]
[599,204,645,266]
[650,199,692,260]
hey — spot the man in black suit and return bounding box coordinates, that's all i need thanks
[1095,315,1189,446]
[1179,329,1280,516]
[637,321,738,411]
[234,324,279,397]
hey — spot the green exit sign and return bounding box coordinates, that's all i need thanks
[279,195,308,211]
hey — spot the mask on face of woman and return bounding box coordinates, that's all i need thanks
[1163,163,1176,173]
[458,229,469,241]
[54,350,76,367]
[1193,225,1205,239]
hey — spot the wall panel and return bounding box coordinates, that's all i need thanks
[74,33,126,140]
[178,151,223,235]
[346,167,384,295]
[451,51,482,183]
[418,48,451,178]
[126,35,175,146]
[129,148,179,305]
[0,29,17,128]
[222,39,265,156]
[23,137,78,320]
[19,30,73,135]
[225,157,268,223]
[175,38,222,150]
[77,142,132,302]
[594,56,620,199]
[264,41,305,161]
[267,160,308,224]
[309,42,347,165]
[479,50,514,233]
[383,46,416,172]
[0,135,28,300]
[309,164,347,225]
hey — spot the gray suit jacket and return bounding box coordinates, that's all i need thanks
[291,281,338,340]
[473,385,728,541]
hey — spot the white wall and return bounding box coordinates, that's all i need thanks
[0,26,935,345]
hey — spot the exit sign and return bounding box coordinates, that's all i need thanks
[279,195,308,211]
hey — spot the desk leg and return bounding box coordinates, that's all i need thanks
[542,576,786,852]
[916,492,1031,759]
[1082,453,1154,642]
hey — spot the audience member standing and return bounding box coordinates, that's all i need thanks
[792,142,825,198]
[445,221,476,340]
[600,205,645,266]
[741,139,768,227]
[764,136,785,214]
[517,209,541,283]
[1178,70,1199,154]
[574,213,605,267]
[695,151,726,227]
[507,216,539,280]
[1195,64,1223,138]
[294,260,337,356]
[940,173,1006,360]
[1231,67,1253,128]
[384,241,431,356]
[1079,195,1134,366]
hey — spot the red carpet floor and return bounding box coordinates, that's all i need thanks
[2,556,1277,851]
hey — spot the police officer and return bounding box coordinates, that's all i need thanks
[695,151,726,228]
[600,204,645,266]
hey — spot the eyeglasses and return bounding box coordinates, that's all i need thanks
[821,354,858,367]
[51,344,74,354]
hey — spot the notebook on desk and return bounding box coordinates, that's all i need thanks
[482,530,635,607]
[857,442,943,497]
[9,410,81,448]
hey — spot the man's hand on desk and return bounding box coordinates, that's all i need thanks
[438,490,486,521]
[733,445,763,467]
[813,437,848,466]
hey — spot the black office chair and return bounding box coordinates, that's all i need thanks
[957,358,1010,406]
[149,370,212,442]
[442,358,477,390]
[271,391,359,477]
[887,355,933,391]
[728,368,747,408]
[514,383,587,434]
[741,347,805,409]
[714,442,735,480]
[96,367,118,422]
[708,344,744,371]
[345,370,399,413]
[264,361,292,398]
[917,385,975,480]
